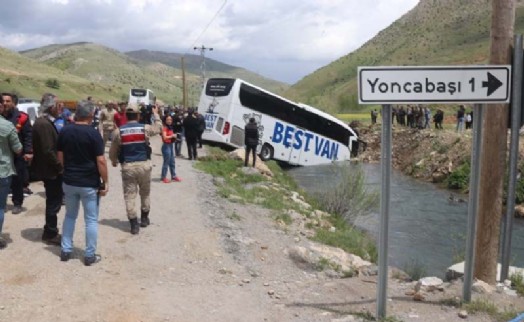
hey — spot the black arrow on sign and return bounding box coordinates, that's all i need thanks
[482,72,503,96]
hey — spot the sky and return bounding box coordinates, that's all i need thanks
[0,0,419,84]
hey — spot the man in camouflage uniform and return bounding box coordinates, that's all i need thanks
[99,101,117,147]
[109,104,161,235]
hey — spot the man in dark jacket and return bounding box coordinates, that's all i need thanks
[183,108,199,160]
[32,93,63,245]
[195,111,206,148]
[244,118,259,167]
[2,93,32,215]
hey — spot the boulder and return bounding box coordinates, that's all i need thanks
[288,242,372,275]
[415,277,444,293]
[228,148,273,177]
[515,205,524,218]
[289,191,311,209]
[431,169,447,183]
[446,261,524,281]
[472,279,495,294]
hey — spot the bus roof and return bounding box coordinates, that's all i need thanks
[231,78,356,136]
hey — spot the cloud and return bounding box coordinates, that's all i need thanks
[0,0,419,83]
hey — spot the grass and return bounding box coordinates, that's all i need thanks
[196,146,378,264]
[274,212,293,225]
[312,214,378,263]
[463,299,519,322]
[510,272,524,296]
[227,211,241,221]
[401,258,427,281]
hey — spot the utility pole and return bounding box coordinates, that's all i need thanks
[194,45,213,87]
[475,0,515,284]
[181,57,188,109]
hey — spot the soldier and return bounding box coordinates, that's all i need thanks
[99,101,117,147]
[1,93,32,215]
[109,103,161,235]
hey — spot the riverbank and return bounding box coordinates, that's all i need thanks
[0,139,523,321]
[356,123,524,209]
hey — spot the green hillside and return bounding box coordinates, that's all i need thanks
[0,45,124,101]
[126,50,290,94]
[286,0,524,113]
[20,43,190,104]
[13,42,287,106]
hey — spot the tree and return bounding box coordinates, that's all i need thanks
[475,0,515,284]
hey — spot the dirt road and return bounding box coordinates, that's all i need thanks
[1,138,522,322]
[0,138,339,322]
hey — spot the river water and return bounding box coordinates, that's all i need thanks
[287,163,524,277]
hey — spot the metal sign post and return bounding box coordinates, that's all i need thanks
[501,34,523,281]
[462,103,484,302]
[377,104,392,319]
[357,63,513,316]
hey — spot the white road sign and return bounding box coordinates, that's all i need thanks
[358,66,511,104]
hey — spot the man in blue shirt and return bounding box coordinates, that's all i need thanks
[57,101,108,266]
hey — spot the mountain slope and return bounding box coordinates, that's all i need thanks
[21,43,189,104]
[0,45,120,100]
[126,50,290,94]
[286,0,524,113]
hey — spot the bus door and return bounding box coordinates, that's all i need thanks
[287,127,304,165]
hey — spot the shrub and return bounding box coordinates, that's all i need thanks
[45,78,60,89]
[510,272,524,296]
[312,164,379,222]
[402,258,427,281]
[447,161,470,191]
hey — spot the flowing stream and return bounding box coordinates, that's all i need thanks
[287,162,524,278]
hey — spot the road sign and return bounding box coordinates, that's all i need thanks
[358,66,511,104]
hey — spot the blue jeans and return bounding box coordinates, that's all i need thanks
[456,117,465,132]
[161,143,176,179]
[61,184,99,257]
[0,176,13,234]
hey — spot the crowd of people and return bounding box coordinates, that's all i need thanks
[0,92,208,266]
[369,105,473,132]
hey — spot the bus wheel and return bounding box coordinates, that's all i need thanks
[259,144,273,161]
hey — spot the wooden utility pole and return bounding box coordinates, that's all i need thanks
[181,57,188,108]
[475,0,515,284]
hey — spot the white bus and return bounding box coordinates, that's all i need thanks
[197,78,359,166]
[128,88,156,106]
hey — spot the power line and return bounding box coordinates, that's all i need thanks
[186,0,227,55]
[194,45,213,86]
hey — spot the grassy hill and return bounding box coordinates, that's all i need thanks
[20,43,190,104]
[285,0,524,114]
[0,44,127,101]
[126,50,289,94]
[8,42,286,106]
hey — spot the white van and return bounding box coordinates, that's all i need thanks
[17,98,39,125]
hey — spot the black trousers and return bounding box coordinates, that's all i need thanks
[42,176,63,236]
[245,145,257,167]
[197,131,204,147]
[11,157,25,206]
[186,137,198,160]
